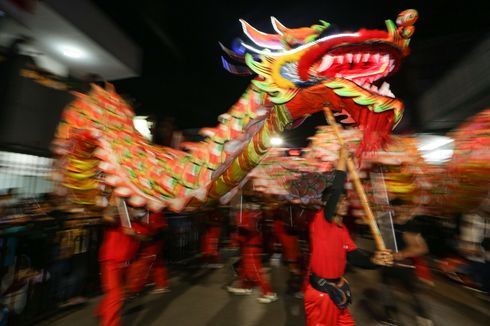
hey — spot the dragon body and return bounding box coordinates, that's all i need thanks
[52,10,418,212]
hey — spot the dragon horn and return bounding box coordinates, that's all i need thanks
[270,16,288,35]
[239,19,283,50]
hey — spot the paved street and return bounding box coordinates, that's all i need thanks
[44,258,488,326]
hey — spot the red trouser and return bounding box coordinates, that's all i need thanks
[229,230,240,249]
[273,221,300,268]
[201,225,221,257]
[240,246,272,295]
[97,261,127,326]
[126,240,167,293]
[304,284,355,326]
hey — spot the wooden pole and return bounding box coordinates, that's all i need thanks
[323,107,386,250]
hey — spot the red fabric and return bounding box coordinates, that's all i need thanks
[148,211,167,231]
[99,227,140,263]
[201,226,222,257]
[235,209,261,231]
[273,220,300,264]
[229,230,240,249]
[239,231,273,295]
[126,240,167,294]
[97,227,141,325]
[285,85,396,154]
[309,210,357,279]
[413,256,433,283]
[304,284,355,326]
[152,257,168,289]
[130,222,153,236]
[130,212,167,237]
[96,261,127,326]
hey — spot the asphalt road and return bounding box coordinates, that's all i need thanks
[44,257,488,326]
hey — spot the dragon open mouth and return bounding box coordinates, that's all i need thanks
[314,48,399,98]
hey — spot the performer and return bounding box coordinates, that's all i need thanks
[201,208,224,268]
[379,198,433,326]
[96,201,146,326]
[271,207,303,295]
[304,146,393,326]
[227,199,278,303]
[126,210,170,295]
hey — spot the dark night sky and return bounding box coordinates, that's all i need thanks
[93,0,489,147]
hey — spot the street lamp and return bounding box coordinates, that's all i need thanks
[270,136,283,146]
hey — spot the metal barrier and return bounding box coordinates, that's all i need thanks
[165,211,206,262]
[0,210,206,325]
[0,216,102,325]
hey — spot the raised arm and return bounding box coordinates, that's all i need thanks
[322,146,348,221]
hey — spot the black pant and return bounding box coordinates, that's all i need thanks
[381,266,428,318]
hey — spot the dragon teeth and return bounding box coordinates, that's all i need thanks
[346,53,353,63]
[373,53,380,63]
[354,53,362,63]
[389,59,395,72]
[362,53,370,62]
[336,56,344,64]
[318,55,334,72]
[379,82,390,95]
[382,54,390,63]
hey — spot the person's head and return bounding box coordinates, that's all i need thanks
[336,194,349,217]
[390,197,412,223]
[330,193,349,225]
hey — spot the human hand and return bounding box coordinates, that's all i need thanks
[338,145,349,159]
[393,252,407,261]
[372,249,394,266]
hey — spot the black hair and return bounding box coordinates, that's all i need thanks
[389,197,405,207]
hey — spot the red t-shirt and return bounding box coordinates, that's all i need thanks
[99,226,140,262]
[148,211,167,231]
[309,209,357,279]
[236,207,261,231]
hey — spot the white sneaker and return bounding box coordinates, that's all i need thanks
[257,292,278,303]
[151,287,171,294]
[416,316,433,326]
[270,254,282,267]
[227,286,253,295]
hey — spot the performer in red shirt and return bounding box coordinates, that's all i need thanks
[304,146,393,326]
[96,201,146,326]
[271,207,303,295]
[227,200,278,303]
[201,208,224,268]
[126,210,170,295]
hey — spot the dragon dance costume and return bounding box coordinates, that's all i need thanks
[50,6,419,324]
[52,9,418,214]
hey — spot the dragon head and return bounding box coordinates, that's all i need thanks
[239,9,418,151]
